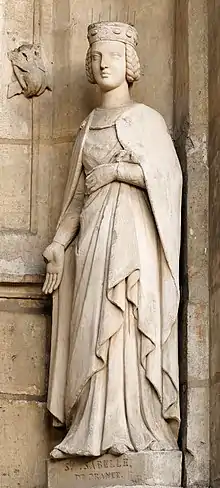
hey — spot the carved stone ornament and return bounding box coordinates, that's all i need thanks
[7,43,52,99]
[42,21,183,460]
[87,21,138,47]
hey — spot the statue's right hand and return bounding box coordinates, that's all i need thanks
[42,242,65,294]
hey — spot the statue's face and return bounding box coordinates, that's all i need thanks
[91,41,126,92]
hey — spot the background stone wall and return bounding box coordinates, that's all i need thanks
[0,0,215,487]
[174,1,210,486]
[208,2,220,488]
[0,0,53,486]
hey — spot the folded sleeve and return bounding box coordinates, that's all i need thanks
[53,170,85,249]
[117,162,145,189]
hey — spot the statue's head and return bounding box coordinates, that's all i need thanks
[85,22,140,92]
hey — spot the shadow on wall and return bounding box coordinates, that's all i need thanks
[52,63,100,137]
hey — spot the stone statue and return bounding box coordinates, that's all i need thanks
[7,44,52,99]
[42,21,182,459]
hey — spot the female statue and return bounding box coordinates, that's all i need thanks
[43,21,182,458]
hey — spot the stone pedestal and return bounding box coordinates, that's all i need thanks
[47,451,182,488]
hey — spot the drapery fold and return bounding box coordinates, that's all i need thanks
[47,104,182,451]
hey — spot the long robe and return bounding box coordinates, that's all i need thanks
[47,103,182,456]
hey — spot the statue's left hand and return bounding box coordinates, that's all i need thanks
[85,164,117,194]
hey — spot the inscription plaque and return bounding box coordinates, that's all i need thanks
[47,452,182,488]
[64,455,130,483]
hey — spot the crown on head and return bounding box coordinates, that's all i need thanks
[87,22,138,48]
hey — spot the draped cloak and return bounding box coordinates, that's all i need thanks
[47,103,182,440]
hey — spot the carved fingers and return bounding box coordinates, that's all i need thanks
[110,150,139,165]
[53,272,63,291]
[85,171,98,194]
[42,242,64,294]
[42,268,63,294]
[115,150,130,162]
[42,272,53,294]
[43,272,62,294]
[48,273,57,294]
[109,150,131,164]
[85,164,117,194]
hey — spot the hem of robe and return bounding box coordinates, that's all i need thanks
[48,104,182,434]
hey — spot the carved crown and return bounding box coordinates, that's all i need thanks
[87,22,138,48]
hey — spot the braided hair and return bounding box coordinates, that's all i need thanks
[85,44,141,85]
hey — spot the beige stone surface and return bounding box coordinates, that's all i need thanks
[0,0,53,280]
[47,451,182,488]
[49,142,74,235]
[186,2,209,486]
[209,282,220,382]
[0,0,33,140]
[0,141,52,280]
[210,382,220,488]
[0,399,49,488]
[0,283,45,300]
[187,137,209,383]
[0,0,215,486]
[130,0,174,129]
[0,299,49,395]
[185,387,209,485]
[0,144,31,230]
[174,1,209,487]
[208,2,220,486]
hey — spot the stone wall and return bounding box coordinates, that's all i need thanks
[0,0,53,486]
[0,0,216,487]
[208,2,220,488]
[174,1,209,486]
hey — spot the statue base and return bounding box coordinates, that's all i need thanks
[47,451,182,488]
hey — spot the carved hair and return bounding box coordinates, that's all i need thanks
[85,44,141,85]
